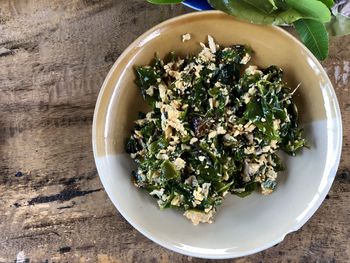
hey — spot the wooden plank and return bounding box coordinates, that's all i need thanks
[0,0,349,262]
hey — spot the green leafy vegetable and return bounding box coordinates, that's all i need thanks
[161,160,180,180]
[285,0,331,23]
[208,0,303,25]
[318,0,335,8]
[242,0,278,13]
[208,0,334,59]
[294,18,329,60]
[126,38,306,224]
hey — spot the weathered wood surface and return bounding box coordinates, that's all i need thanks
[0,1,349,262]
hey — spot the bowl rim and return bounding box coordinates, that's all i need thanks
[92,10,342,259]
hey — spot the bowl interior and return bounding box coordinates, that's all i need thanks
[93,11,341,258]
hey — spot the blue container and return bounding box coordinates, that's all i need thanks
[182,0,213,10]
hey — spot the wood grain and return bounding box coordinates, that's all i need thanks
[0,1,349,262]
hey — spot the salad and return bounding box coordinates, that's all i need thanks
[126,35,306,225]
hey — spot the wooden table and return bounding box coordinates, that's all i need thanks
[0,1,349,262]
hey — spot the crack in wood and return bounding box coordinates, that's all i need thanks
[58,171,97,186]
[22,213,116,230]
[0,114,93,137]
[28,188,102,205]
[0,47,13,57]
[3,38,39,51]
[58,246,71,254]
[56,201,76,210]
[13,202,21,208]
[337,169,350,182]
[0,169,98,190]
[9,231,60,241]
[15,171,24,177]
[75,245,95,251]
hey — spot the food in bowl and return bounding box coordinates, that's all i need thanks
[125,35,306,225]
[93,12,342,257]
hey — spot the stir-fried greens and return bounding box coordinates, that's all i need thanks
[126,36,306,225]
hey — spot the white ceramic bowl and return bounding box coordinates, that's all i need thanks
[92,11,342,259]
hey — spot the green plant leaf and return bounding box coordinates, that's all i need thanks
[274,0,289,10]
[294,18,329,60]
[317,0,334,8]
[285,0,331,23]
[241,0,278,13]
[326,14,350,36]
[208,0,303,25]
[147,0,183,3]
